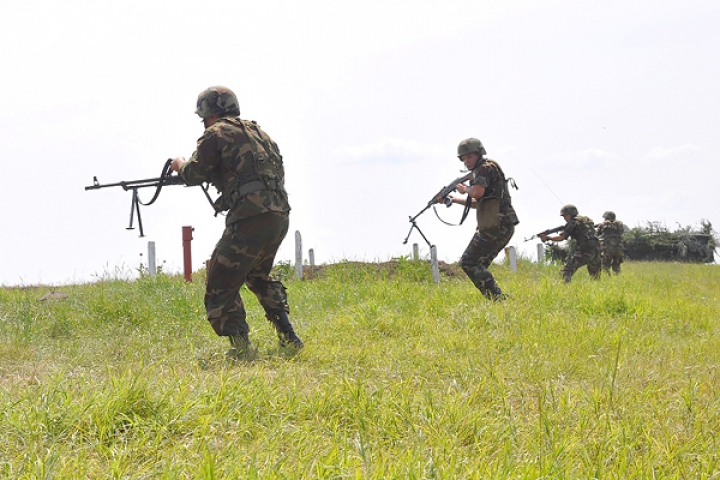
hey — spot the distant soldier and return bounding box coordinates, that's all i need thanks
[596,211,624,274]
[444,138,519,300]
[540,204,601,283]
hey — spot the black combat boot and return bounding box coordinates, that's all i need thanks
[482,281,508,302]
[267,311,304,349]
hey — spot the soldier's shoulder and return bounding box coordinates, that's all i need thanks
[246,119,275,137]
[476,158,503,176]
[242,119,266,130]
[210,117,241,131]
[483,158,504,170]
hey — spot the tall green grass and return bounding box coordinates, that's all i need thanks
[1,260,718,478]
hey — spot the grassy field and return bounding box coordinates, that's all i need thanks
[1,259,719,479]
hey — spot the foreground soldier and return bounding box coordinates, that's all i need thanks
[541,204,601,283]
[445,138,519,300]
[171,86,303,357]
[596,210,625,274]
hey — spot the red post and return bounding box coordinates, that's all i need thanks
[182,226,194,282]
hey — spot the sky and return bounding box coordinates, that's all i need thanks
[1,0,719,286]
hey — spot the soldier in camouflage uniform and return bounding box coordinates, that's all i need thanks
[171,86,303,356]
[541,205,601,283]
[444,138,519,301]
[596,210,624,275]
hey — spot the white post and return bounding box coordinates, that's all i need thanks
[430,245,440,283]
[148,241,156,277]
[309,248,315,267]
[508,246,517,273]
[537,243,545,263]
[412,243,419,260]
[295,231,303,279]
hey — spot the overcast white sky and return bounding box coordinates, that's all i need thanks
[2,0,719,286]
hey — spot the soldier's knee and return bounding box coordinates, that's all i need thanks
[460,255,476,274]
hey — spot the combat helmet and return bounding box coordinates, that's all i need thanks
[560,204,578,217]
[195,86,240,119]
[457,138,487,159]
[602,211,616,221]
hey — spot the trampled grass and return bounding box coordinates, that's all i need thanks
[1,260,719,478]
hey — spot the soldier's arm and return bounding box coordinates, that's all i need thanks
[457,183,486,199]
[449,183,484,208]
[543,232,566,242]
[543,221,571,242]
[448,194,477,207]
[451,167,490,207]
[179,133,222,186]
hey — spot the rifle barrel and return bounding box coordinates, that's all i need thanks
[84,175,184,191]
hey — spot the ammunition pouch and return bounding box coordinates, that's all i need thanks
[477,197,500,230]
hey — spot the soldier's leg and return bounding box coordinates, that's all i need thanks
[234,213,290,312]
[460,225,513,300]
[587,248,602,280]
[601,250,611,274]
[205,227,256,346]
[561,251,586,283]
[239,213,303,348]
[480,224,515,269]
[560,259,578,283]
[247,257,303,349]
[613,250,623,274]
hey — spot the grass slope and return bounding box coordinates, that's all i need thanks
[1,260,719,478]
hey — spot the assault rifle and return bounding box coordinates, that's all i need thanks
[403,172,473,247]
[524,225,564,242]
[85,159,216,237]
[432,172,475,208]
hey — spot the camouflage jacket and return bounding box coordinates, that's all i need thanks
[470,158,519,226]
[564,215,598,247]
[179,116,290,225]
[597,220,624,248]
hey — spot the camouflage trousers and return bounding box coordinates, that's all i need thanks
[205,212,290,337]
[460,221,515,299]
[561,241,601,283]
[601,245,624,274]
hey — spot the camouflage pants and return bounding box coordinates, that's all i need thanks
[601,245,624,274]
[460,221,515,299]
[205,212,290,337]
[561,241,601,283]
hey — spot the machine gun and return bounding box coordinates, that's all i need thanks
[524,225,565,242]
[403,172,474,247]
[85,159,215,237]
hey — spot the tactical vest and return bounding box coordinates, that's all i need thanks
[480,159,513,207]
[473,159,519,227]
[221,118,285,202]
[572,215,598,244]
[600,220,624,246]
